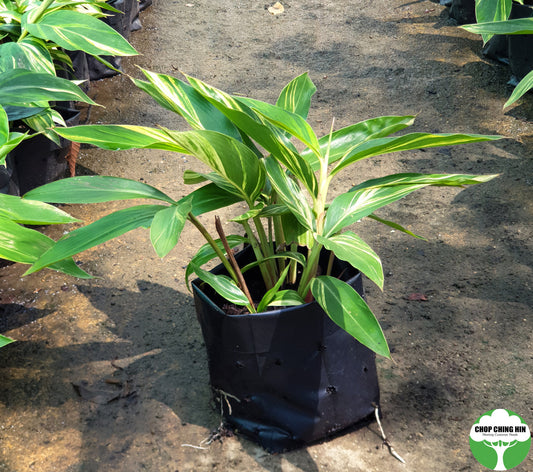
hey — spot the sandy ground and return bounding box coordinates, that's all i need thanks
[1,0,532,471]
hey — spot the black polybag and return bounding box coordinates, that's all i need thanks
[508,3,533,83]
[192,246,380,452]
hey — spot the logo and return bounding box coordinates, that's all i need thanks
[469,409,531,470]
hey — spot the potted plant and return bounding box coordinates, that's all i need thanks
[0,67,101,196]
[0,0,138,189]
[21,70,500,451]
[462,0,533,107]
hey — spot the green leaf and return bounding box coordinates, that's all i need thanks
[474,0,513,42]
[0,193,79,224]
[0,334,14,348]
[276,72,316,119]
[3,105,46,121]
[25,204,166,275]
[331,132,501,177]
[150,199,191,258]
[185,235,247,289]
[24,10,138,56]
[53,124,187,152]
[462,17,533,36]
[324,184,426,236]
[0,105,8,144]
[183,169,209,185]
[301,115,416,170]
[264,156,315,231]
[230,203,265,223]
[367,214,426,240]
[504,69,533,108]
[237,96,321,154]
[266,290,305,307]
[163,129,265,203]
[0,69,96,106]
[240,250,307,274]
[0,217,91,278]
[324,173,498,236]
[134,69,241,140]
[256,263,291,313]
[280,211,314,247]
[25,176,176,204]
[186,183,244,216]
[0,38,55,74]
[0,132,30,165]
[310,276,390,358]
[350,173,499,191]
[317,232,383,289]
[185,74,318,195]
[257,203,291,217]
[0,216,58,263]
[22,107,62,144]
[192,264,251,307]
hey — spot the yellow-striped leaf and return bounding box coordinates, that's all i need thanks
[24,10,137,56]
[25,205,166,275]
[25,176,176,204]
[150,199,191,258]
[317,232,383,289]
[276,72,316,118]
[310,276,390,358]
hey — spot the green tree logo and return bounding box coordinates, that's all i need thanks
[469,409,531,470]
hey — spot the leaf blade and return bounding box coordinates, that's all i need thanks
[25,176,176,204]
[150,200,191,258]
[310,276,390,358]
[25,10,138,56]
[25,204,166,275]
[317,232,384,289]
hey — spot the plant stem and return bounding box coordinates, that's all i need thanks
[242,219,276,290]
[326,250,334,276]
[215,216,255,310]
[19,0,55,41]
[188,213,237,282]
[297,242,322,301]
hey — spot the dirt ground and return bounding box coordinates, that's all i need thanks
[1,0,532,470]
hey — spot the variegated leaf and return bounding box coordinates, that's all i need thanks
[264,156,315,231]
[24,10,137,56]
[310,276,390,358]
[134,69,241,140]
[316,232,383,289]
[276,72,316,119]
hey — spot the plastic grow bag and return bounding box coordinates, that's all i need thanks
[449,0,476,25]
[13,108,80,194]
[192,246,380,452]
[508,3,533,82]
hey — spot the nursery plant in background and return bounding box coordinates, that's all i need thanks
[21,71,499,450]
[462,0,533,107]
[0,0,137,192]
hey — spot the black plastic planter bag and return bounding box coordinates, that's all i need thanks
[449,0,476,24]
[508,3,533,83]
[0,154,19,196]
[13,108,80,194]
[192,247,380,452]
[86,0,141,80]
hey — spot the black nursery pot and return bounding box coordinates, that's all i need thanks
[13,107,80,195]
[508,3,533,83]
[192,246,380,453]
[449,0,476,25]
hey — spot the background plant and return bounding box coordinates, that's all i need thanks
[21,71,500,358]
[0,0,137,143]
[463,0,533,107]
